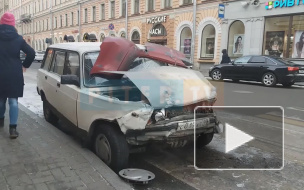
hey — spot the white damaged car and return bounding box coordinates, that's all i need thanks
[37,37,221,172]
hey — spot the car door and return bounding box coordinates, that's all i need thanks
[55,51,80,126]
[245,56,267,80]
[226,56,251,79]
[37,49,55,103]
[47,50,66,113]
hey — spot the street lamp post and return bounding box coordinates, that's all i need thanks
[125,0,128,40]
[78,0,82,42]
[191,0,197,64]
[50,0,54,45]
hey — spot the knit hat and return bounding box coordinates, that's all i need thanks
[0,12,15,27]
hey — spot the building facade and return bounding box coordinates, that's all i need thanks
[221,0,304,64]
[6,0,223,68]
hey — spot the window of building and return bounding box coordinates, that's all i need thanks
[92,6,96,22]
[121,32,126,38]
[263,15,304,59]
[100,33,105,42]
[164,0,171,8]
[180,27,192,59]
[200,24,216,58]
[147,0,154,12]
[60,15,62,27]
[122,0,126,17]
[100,4,105,20]
[71,12,74,25]
[111,1,115,18]
[183,0,192,5]
[228,20,245,58]
[47,19,49,30]
[55,17,57,28]
[65,14,68,26]
[134,0,140,14]
[84,9,88,23]
[131,31,140,44]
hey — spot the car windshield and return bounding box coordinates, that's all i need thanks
[83,52,167,87]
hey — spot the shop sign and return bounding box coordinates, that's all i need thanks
[149,28,162,35]
[218,4,225,19]
[149,24,167,37]
[265,0,304,10]
[147,16,167,24]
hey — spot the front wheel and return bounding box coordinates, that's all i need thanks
[211,69,223,81]
[262,72,277,87]
[94,124,129,173]
[196,133,214,149]
[43,100,58,124]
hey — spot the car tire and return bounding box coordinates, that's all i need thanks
[43,100,58,124]
[262,72,277,87]
[94,124,129,173]
[196,133,214,149]
[211,69,223,81]
[282,82,294,87]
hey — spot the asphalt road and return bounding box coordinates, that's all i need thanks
[27,63,304,190]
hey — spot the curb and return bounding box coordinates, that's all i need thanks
[18,103,133,190]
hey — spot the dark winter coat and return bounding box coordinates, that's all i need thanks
[221,54,231,64]
[0,24,35,98]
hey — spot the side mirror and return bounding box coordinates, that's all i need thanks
[61,75,80,87]
[231,61,235,65]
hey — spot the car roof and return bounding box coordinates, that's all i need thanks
[49,42,102,53]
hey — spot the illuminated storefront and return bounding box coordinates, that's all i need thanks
[221,0,304,64]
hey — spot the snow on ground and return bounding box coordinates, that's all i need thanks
[19,68,44,117]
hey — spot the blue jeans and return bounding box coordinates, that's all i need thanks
[0,98,18,125]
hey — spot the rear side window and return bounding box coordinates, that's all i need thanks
[250,56,266,63]
[41,49,53,70]
[51,51,66,75]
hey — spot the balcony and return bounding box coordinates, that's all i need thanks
[21,14,32,23]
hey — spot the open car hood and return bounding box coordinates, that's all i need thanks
[101,67,216,108]
[90,37,189,77]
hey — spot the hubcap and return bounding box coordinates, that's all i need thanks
[212,70,221,80]
[95,134,111,165]
[263,74,274,85]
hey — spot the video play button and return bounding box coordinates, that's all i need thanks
[225,123,254,153]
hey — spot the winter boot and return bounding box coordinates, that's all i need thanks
[9,125,19,139]
[0,118,4,128]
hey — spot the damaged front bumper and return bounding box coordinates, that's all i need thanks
[125,113,221,145]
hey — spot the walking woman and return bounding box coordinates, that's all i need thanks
[0,12,35,139]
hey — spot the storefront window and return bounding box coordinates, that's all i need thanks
[131,31,140,44]
[180,27,192,58]
[263,16,289,58]
[291,15,304,58]
[264,15,304,59]
[228,21,245,58]
[200,24,215,58]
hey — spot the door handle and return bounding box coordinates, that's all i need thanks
[57,82,60,88]
[45,76,47,80]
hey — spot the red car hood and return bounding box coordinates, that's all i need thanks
[90,37,188,76]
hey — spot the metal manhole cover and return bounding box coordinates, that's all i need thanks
[119,168,155,184]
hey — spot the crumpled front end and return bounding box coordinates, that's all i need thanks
[109,67,219,146]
